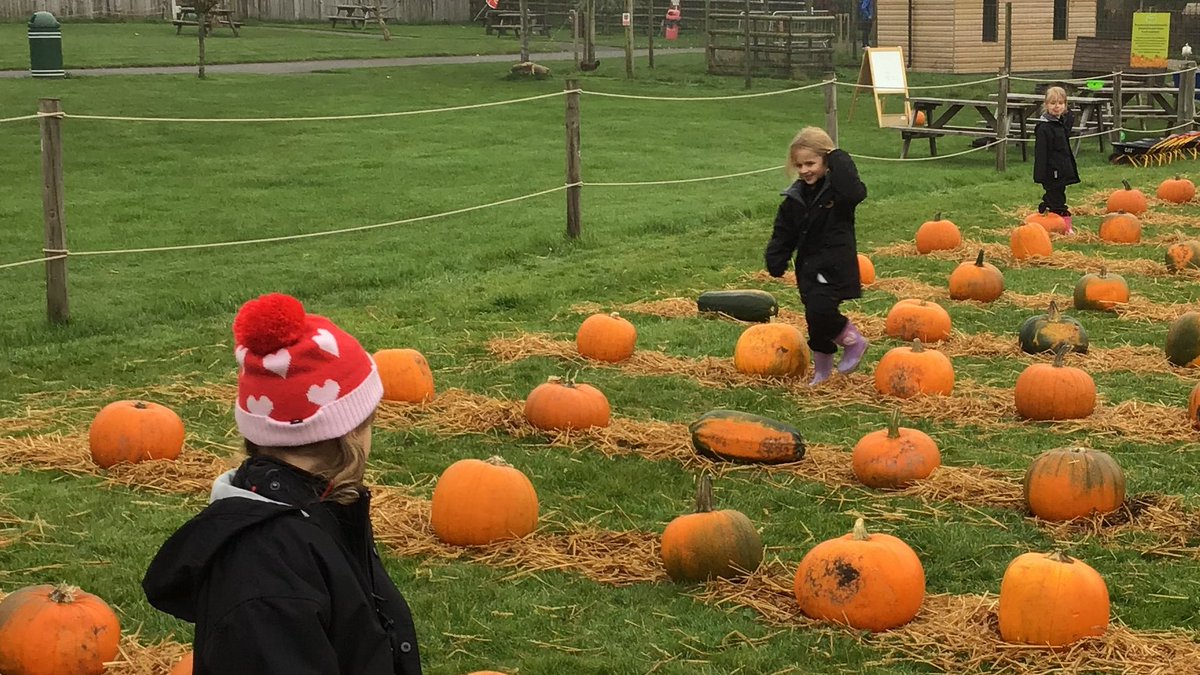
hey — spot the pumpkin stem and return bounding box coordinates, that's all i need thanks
[1099,264,1107,278]
[1052,343,1069,367]
[48,584,80,604]
[1121,179,1132,191]
[935,211,942,221]
[694,473,714,513]
[911,338,925,353]
[851,517,870,541]
[1047,550,1075,564]
[885,409,903,439]
[134,401,148,410]
[1046,299,1060,321]
[974,249,986,267]
[609,311,622,319]
[485,455,513,468]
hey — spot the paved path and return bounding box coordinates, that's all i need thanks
[0,47,702,78]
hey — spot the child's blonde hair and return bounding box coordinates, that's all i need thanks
[787,127,835,176]
[1043,86,1068,111]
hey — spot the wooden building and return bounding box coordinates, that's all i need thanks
[876,0,1097,73]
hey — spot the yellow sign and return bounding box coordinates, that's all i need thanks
[1131,12,1171,68]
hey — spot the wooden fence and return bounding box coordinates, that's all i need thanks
[0,0,471,23]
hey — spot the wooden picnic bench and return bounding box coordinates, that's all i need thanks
[484,10,551,37]
[994,92,1108,153]
[174,6,241,36]
[327,4,386,28]
[899,96,1036,160]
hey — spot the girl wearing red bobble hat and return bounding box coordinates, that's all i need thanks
[143,293,422,675]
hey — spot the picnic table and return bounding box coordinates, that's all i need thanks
[898,96,1034,160]
[991,92,1108,153]
[327,4,386,29]
[174,5,242,36]
[484,10,551,37]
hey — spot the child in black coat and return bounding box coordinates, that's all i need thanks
[765,127,869,385]
[1034,86,1080,234]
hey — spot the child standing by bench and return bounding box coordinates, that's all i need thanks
[1034,86,1080,234]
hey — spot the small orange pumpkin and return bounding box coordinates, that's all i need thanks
[948,249,1005,302]
[1189,381,1200,430]
[0,584,121,675]
[1024,211,1067,234]
[874,339,955,399]
[915,212,961,253]
[857,253,876,285]
[793,518,925,632]
[733,323,810,378]
[660,474,764,582]
[169,652,193,675]
[88,400,185,469]
[524,376,611,430]
[1023,447,1125,521]
[576,312,637,362]
[1105,179,1148,215]
[1156,175,1196,204]
[884,298,952,343]
[1014,345,1096,420]
[1072,266,1129,312]
[852,409,941,489]
[1165,240,1200,272]
[1098,212,1141,244]
[998,550,1109,647]
[1010,222,1053,259]
[913,110,927,126]
[431,456,539,546]
[374,348,436,403]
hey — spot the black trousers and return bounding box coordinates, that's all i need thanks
[801,290,849,355]
[1038,183,1070,216]
[859,18,873,48]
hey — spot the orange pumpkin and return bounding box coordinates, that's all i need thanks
[915,212,961,253]
[660,474,764,582]
[874,339,955,398]
[1105,179,1147,215]
[1189,381,1200,430]
[884,298,952,343]
[948,249,1005,302]
[1165,240,1200,272]
[851,409,941,489]
[0,584,121,675]
[913,110,927,126]
[857,253,876,285]
[169,652,193,675]
[1014,346,1095,420]
[1023,447,1125,521]
[793,518,925,632]
[733,323,810,378]
[689,410,805,464]
[1072,266,1129,312]
[88,400,185,469]
[1156,175,1196,204]
[431,456,539,546]
[374,348,436,403]
[524,376,610,430]
[576,312,637,362]
[1098,212,1141,244]
[998,551,1109,647]
[1009,222,1053,259]
[1024,211,1067,234]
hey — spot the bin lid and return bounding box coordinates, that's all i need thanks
[28,11,61,30]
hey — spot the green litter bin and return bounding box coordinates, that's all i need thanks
[28,12,65,79]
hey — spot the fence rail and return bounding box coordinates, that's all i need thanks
[0,0,471,23]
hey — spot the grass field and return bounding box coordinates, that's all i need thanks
[1,28,1199,674]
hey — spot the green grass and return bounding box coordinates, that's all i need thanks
[2,41,1199,673]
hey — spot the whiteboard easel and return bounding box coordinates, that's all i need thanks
[848,46,912,127]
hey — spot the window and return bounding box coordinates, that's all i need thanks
[1053,0,1069,40]
[983,0,998,43]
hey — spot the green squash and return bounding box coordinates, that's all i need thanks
[1165,311,1200,367]
[689,409,805,464]
[1019,300,1089,355]
[697,290,779,323]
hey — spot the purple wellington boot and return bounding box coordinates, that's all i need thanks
[1062,215,1074,235]
[834,321,870,374]
[809,351,835,386]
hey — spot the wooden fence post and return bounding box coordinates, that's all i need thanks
[996,72,1009,173]
[646,0,654,69]
[39,98,69,324]
[1112,71,1123,144]
[565,80,582,239]
[742,0,751,89]
[1178,62,1196,132]
[824,77,838,146]
[624,0,634,78]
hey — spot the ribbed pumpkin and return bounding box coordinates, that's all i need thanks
[1019,300,1089,355]
[575,312,637,362]
[884,298,952,343]
[733,323,810,378]
[1073,266,1129,312]
[87,400,185,469]
[1165,311,1200,368]
[431,456,539,546]
[1014,345,1096,420]
[0,584,121,675]
[660,474,764,582]
[1189,381,1200,430]
[524,376,611,430]
[374,348,436,403]
[998,551,1109,647]
[874,339,955,398]
[1024,211,1067,234]
[793,518,925,632]
[1105,179,1147,215]
[1010,222,1053,259]
[1023,447,1125,521]
[169,652,193,675]
[1156,175,1196,204]
[948,249,1004,302]
[1165,240,1200,272]
[1098,212,1141,243]
[851,409,941,489]
[915,212,961,253]
[697,290,779,323]
[689,409,805,464]
[857,253,876,285]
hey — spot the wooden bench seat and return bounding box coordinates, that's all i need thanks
[327,15,368,27]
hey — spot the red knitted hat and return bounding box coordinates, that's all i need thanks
[232,293,382,447]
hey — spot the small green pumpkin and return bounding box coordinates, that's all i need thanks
[1019,300,1089,355]
[1165,311,1200,368]
[697,290,779,323]
[689,410,805,464]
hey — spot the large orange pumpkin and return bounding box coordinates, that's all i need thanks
[169,652,193,675]
[689,410,805,464]
[793,518,925,632]
[1165,240,1200,272]
[998,551,1109,647]
[874,339,955,398]
[524,376,611,430]
[915,212,961,253]
[660,474,764,582]
[851,409,941,489]
[1010,222,1053,259]
[733,323,810,378]
[1190,381,1200,430]
[1072,266,1129,312]
[857,253,876,285]
[576,312,637,362]
[884,299,952,343]
[948,249,1004,302]
[1098,212,1141,244]
[1014,346,1096,420]
[431,456,539,546]
[1024,211,1067,234]
[88,400,185,469]
[1105,179,1147,215]
[0,584,121,675]
[1023,447,1125,521]
[374,348,436,403]
[1156,175,1196,204]
[1164,311,1200,368]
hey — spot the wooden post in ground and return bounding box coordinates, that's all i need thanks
[824,77,838,146]
[624,0,634,78]
[1112,71,1124,144]
[39,98,69,324]
[996,71,1010,172]
[519,0,530,63]
[565,80,582,239]
[704,0,712,73]
[742,0,752,89]
[1178,62,1196,132]
[571,9,579,68]
[647,0,655,69]
[587,0,597,66]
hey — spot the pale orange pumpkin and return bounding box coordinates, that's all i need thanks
[1105,179,1147,215]
[660,474,764,582]
[1024,211,1067,234]
[1014,345,1096,420]
[1023,447,1125,521]
[915,212,961,253]
[0,584,121,675]
[1073,266,1129,312]
[851,409,941,489]
[884,298,952,343]
[874,339,955,398]
[374,348,436,403]
[1190,381,1200,431]
[169,652,193,675]
[1098,212,1141,243]
[1010,222,1053,259]
[431,456,539,546]
[857,253,876,285]
[1165,240,1200,272]
[88,400,185,469]
[576,312,637,362]
[1156,175,1196,204]
[998,551,1109,647]
[948,249,1004,302]
[524,376,610,430]
[733,323,810,378]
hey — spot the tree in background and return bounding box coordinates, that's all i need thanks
[189,0,223,79]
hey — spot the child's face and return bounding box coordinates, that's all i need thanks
[1046,97,1067,117]
[792,147,828,184]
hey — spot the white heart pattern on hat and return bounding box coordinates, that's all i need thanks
[307,379,340,407]
[235,345,248,369]
[245,395,274,416]
[262,348,291,379]
[312,328,340,358]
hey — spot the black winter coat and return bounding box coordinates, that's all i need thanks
[764,149,868,302]
[143,456,422,675]
[1033,111,1080,186]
